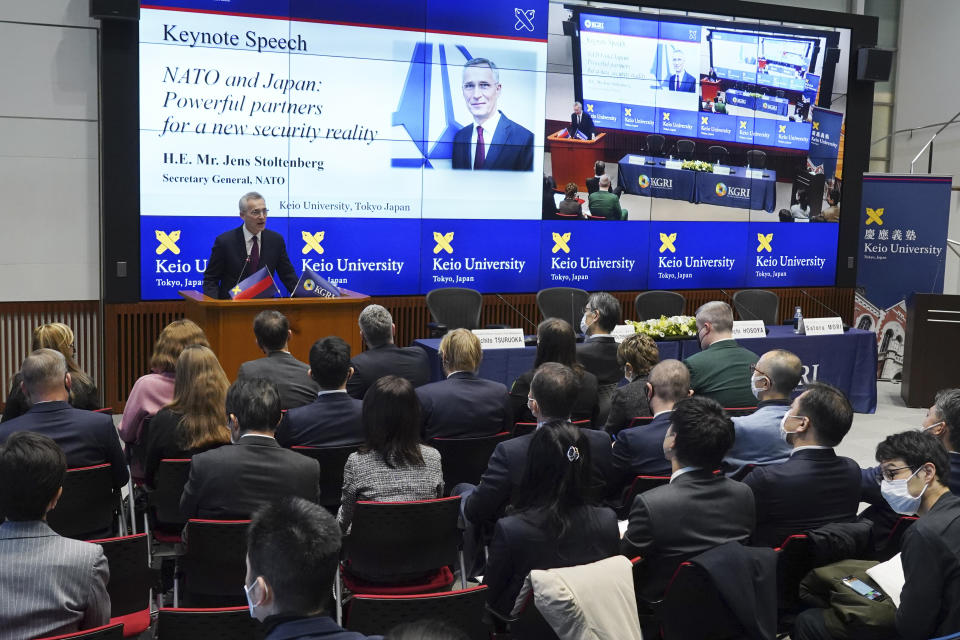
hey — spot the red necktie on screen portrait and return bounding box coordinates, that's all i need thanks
[249,235,260,271]
[474,126,485,169]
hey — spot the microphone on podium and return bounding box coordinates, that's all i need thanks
[799,289,851,331]
[231,256,251,296]
[494,293,539,334]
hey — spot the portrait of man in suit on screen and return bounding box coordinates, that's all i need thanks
[452,58,534,172]
[662,47,696,93]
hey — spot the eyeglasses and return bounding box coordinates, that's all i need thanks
[878,465,913,482]
[248,208,269,218]
[749,364,769,378]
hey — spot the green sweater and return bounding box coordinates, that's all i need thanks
[588,190,624,220]
[683,339,759,408]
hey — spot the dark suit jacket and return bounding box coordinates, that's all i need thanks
[663,71,696,92]
[238,351,319,410]
[417,372,511,439]
[346,343,431,399]
[569,111,595,138]
[0,401,128,488]
[276,392,363,448]
[464,424,613,527]
[265,616,382,640]
[576,335,622,387]
[609,411,673,493]
[557,198,582,216]
[585,176,603,195]
[896,492,960,640]
[451,112,534,171]
[509,368,599,426]
[484,505,620,615]
[180,435,319,519]
[621,469,755,601]
[683,339,759,409]
[603,377,652,435]
[744,448,861,547]
[202,225,297,299]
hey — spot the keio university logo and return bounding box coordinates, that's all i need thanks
[866,208,884,226]
[551,232,571,254]
[514,8,535,31]
[433,231,455,254]
[659,232,677,254]
[155,230,181,255]
[757,233,773,253]
[301,231,324,255]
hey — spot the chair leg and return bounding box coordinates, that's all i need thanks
[173,574,180,608]
[144,513,153,561]
[127,474,137,534]
[334,569,343,626]
[458,549,467,590]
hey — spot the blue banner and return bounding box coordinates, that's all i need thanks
[540,221,648,290]
[647,221,747,289]
[746,222,837,287]
[809,107,844,177]
[657,108,698,136]
[622,104,657,133]
[583,100,621,129]
[857,175,952,310]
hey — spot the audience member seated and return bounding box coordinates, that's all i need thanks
[790,189,811,220]
[576,291,623,423]
[0,432,110,640]
[245,497,381,640]
[3,322,98,421]
[557,182,583,216]
[118,319,209,457]
[585,161,608,194]
[237,310,319,410]
[143,344,230,488]
[180,378,319,519]
[603,333,659,435]
[460,363,613,538]
[793,431,960,640]
[417,329,511,439]
[542,175,558,218]
[276,336,363,448]
[338,375,443,533]
[0,349,127,489]
[509,318,599,425]
[621,396,754,601]
[587,176,625,220]
[347,304,430,399]
[684,301,758,408]
[483,421,619,616]
[609,359,692,491]
[820,188,840,223]
[744,382,860,547]
[723,349,802,476]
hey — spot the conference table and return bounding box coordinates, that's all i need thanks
[617,155,778,212]
[414,326,878,413]
[725,89,791,117]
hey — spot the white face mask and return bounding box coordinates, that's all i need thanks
[779,413,801,444]
[580,313,592,335]
[881,468,927,515]
[243,580,262,618]
[919,421,943,434]
[750,374,768,400]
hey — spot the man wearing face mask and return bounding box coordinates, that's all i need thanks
[793,431,960,640]
[683,301,759,409]
[743,382,861,547]
[723,349,802,476]
[180,377,319,520]
[244,497,380,639]
[0,349,127,491]
[576,292,623,423]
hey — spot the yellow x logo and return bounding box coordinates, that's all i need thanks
[155,230,181,255]
[778,125,787,133]
[739,120,748,129]
[659,232,677,254]
[701,116,709,125]
[301,230,325,255]
[812,121,820,130]
[586,103,594,113]
[624,108,632,117]
[552,232,571,254]
[662,112,671,121]
[757,233,773,253]
[433,231,454,254]
[866,208,884,226]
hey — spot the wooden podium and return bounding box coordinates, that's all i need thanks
[179,289,370,380]
[901,293,960,407]
[547,131,607,192]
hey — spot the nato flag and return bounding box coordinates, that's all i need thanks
[291,267,341,298]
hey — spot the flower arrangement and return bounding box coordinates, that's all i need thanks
[681,160,714,172]
[628,315,698,339]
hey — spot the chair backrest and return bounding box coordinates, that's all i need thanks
[35,623,125,640]
[707,145,729,165]
[90,534,153,622]
[536,287,589,330]
[774,534,814,613]
[746,149,767,169]
[646,134,665,155]
[92,407,114,415]
[660,562,743,640]
[723,406,758,418]
[634,290,685,321]
[731,289,779,326]
[292,445,360,507]
[512,422,536,437]
[675,139,696,160]
[426,288,483,331]
[47,464,118,540]
[156,607,264,640]
[345,586,489,640]
[345,497,461,579]
[150,459,192,529]
[181,520,251,603]
[886,515,918,551]
[429,433,511,490]
[618,475,671,519]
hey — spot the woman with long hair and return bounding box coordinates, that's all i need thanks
[603,333,660,435]
[337,375,443,532]
[3,322,98,421]
[143,344,230,487]
[509,318,599,425]
[118,319,209,448]
[483,421,619,615]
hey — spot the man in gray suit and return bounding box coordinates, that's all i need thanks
[237,310,319,409]
[0,432,110,640]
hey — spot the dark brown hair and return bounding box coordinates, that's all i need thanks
[360,376,424,469]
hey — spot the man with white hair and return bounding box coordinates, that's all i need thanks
[683,301,759,408]
[662,47,696,92]
[587,175,626,220]
[346,304,430,399]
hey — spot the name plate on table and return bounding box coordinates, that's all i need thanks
[746,169,765,180]
[800,317,844,336]
[732,320,766,339]
[628,155,646,165]
[712,165,731,175]
[665,159,684,170]
[611,324,636,343]
[471,328,525,349]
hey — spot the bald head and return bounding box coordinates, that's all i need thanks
[21,348,70,401]
[755,349,802,400]
[648,359,691,409]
